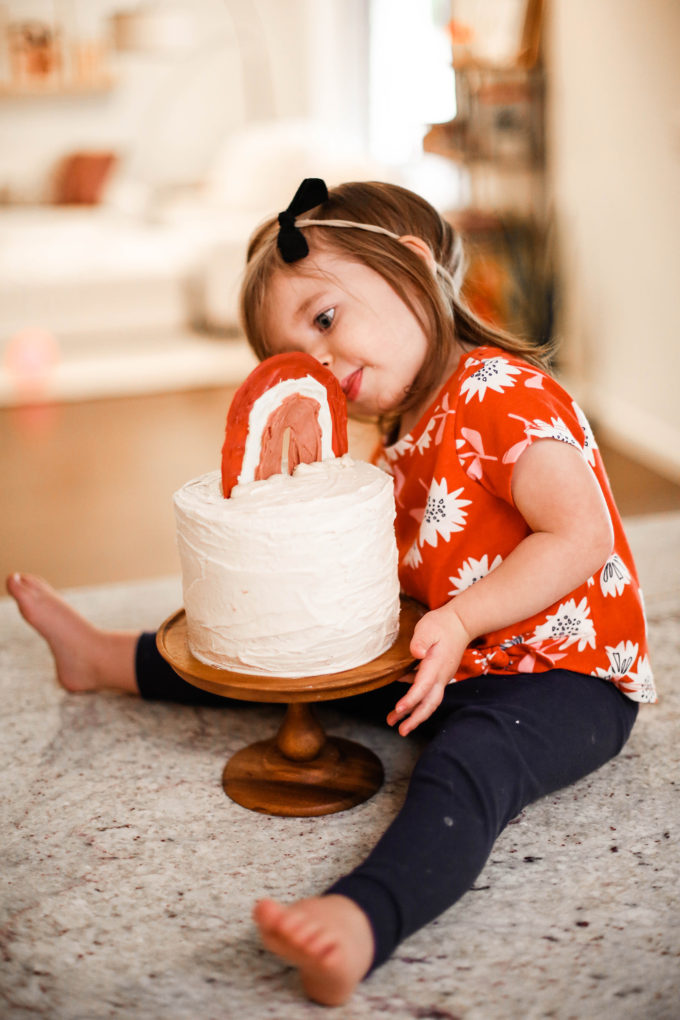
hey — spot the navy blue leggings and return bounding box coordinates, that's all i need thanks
[136,633,638,972]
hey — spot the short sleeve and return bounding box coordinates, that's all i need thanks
[453,352,587,506]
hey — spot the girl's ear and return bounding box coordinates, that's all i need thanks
[398,234,437,274]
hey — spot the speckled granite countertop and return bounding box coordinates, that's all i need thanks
[1,513,679,1020]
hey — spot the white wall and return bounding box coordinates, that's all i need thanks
[547,0,680,482]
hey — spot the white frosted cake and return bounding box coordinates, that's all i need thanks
[173,454,400,677]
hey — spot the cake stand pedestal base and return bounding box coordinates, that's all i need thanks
[156,598,425,816]
[223,703,383,816]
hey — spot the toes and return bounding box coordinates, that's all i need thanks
[262,903,314,947]
[6,572,52,605]
[304,927,337,959]
[277,907,312,939]
[254,900,338,965]
[254,897,365,1007]
[18,574,51,596]
[253,898,285,932]
[254,899,311,940]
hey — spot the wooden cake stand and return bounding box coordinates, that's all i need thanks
[157,596,425,817]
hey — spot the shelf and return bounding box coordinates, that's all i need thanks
[0,77,115,98]
[424,123,543,173]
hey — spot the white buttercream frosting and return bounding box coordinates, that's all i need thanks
[173,455,400,677]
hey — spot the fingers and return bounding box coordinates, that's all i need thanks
[387,649,448,736]
[390,604,468,736]
[395,684,445,736]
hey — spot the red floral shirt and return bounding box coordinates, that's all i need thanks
[376,346,656,703]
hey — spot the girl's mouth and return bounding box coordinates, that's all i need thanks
[340,368,363,402]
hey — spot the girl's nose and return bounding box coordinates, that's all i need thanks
[310,340,333,369]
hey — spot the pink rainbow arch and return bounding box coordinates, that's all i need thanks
[221,352,348,498]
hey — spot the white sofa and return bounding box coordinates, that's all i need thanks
[0,119,389,404]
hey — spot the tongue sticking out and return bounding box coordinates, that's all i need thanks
[221,352,348,498]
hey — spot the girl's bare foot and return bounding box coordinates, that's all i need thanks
[5,573,139,694]
[253,894,374,1006]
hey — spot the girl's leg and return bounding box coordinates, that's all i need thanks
[6,573,236,706]
[6,573,138,693]
[256,669,638,1004]
[135,631,236,706]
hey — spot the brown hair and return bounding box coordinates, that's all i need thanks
[240,180,553,432]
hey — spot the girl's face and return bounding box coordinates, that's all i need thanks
[261,249,431,419]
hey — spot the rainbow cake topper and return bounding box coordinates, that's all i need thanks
[221,352,349,498]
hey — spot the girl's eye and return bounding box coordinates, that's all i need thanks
[315,308,335,331]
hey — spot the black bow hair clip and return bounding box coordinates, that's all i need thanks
[277,177,329,263]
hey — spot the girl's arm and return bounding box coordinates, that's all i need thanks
[387,439,615,735]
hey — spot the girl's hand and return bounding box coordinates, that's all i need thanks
[387,605,471,736]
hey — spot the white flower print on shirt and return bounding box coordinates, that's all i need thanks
[448,553,503,595]
[402,540,423,570]
[600,553,631,597]
[592,641,639,679]
[531,597,596,652]
[503,414,582,465]
[621,654,656,702]
[419,477,472,548]
[460,356,522,403]
[415,418,436,455]
[526,416,581,447]
[572,401,597,466]
[383,433,414,462]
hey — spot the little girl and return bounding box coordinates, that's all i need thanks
[7,178,655,1007]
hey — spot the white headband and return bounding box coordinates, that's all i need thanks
[295,217,462,294]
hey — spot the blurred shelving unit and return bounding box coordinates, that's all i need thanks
[0,1,114,99]
[424,0,552,348]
